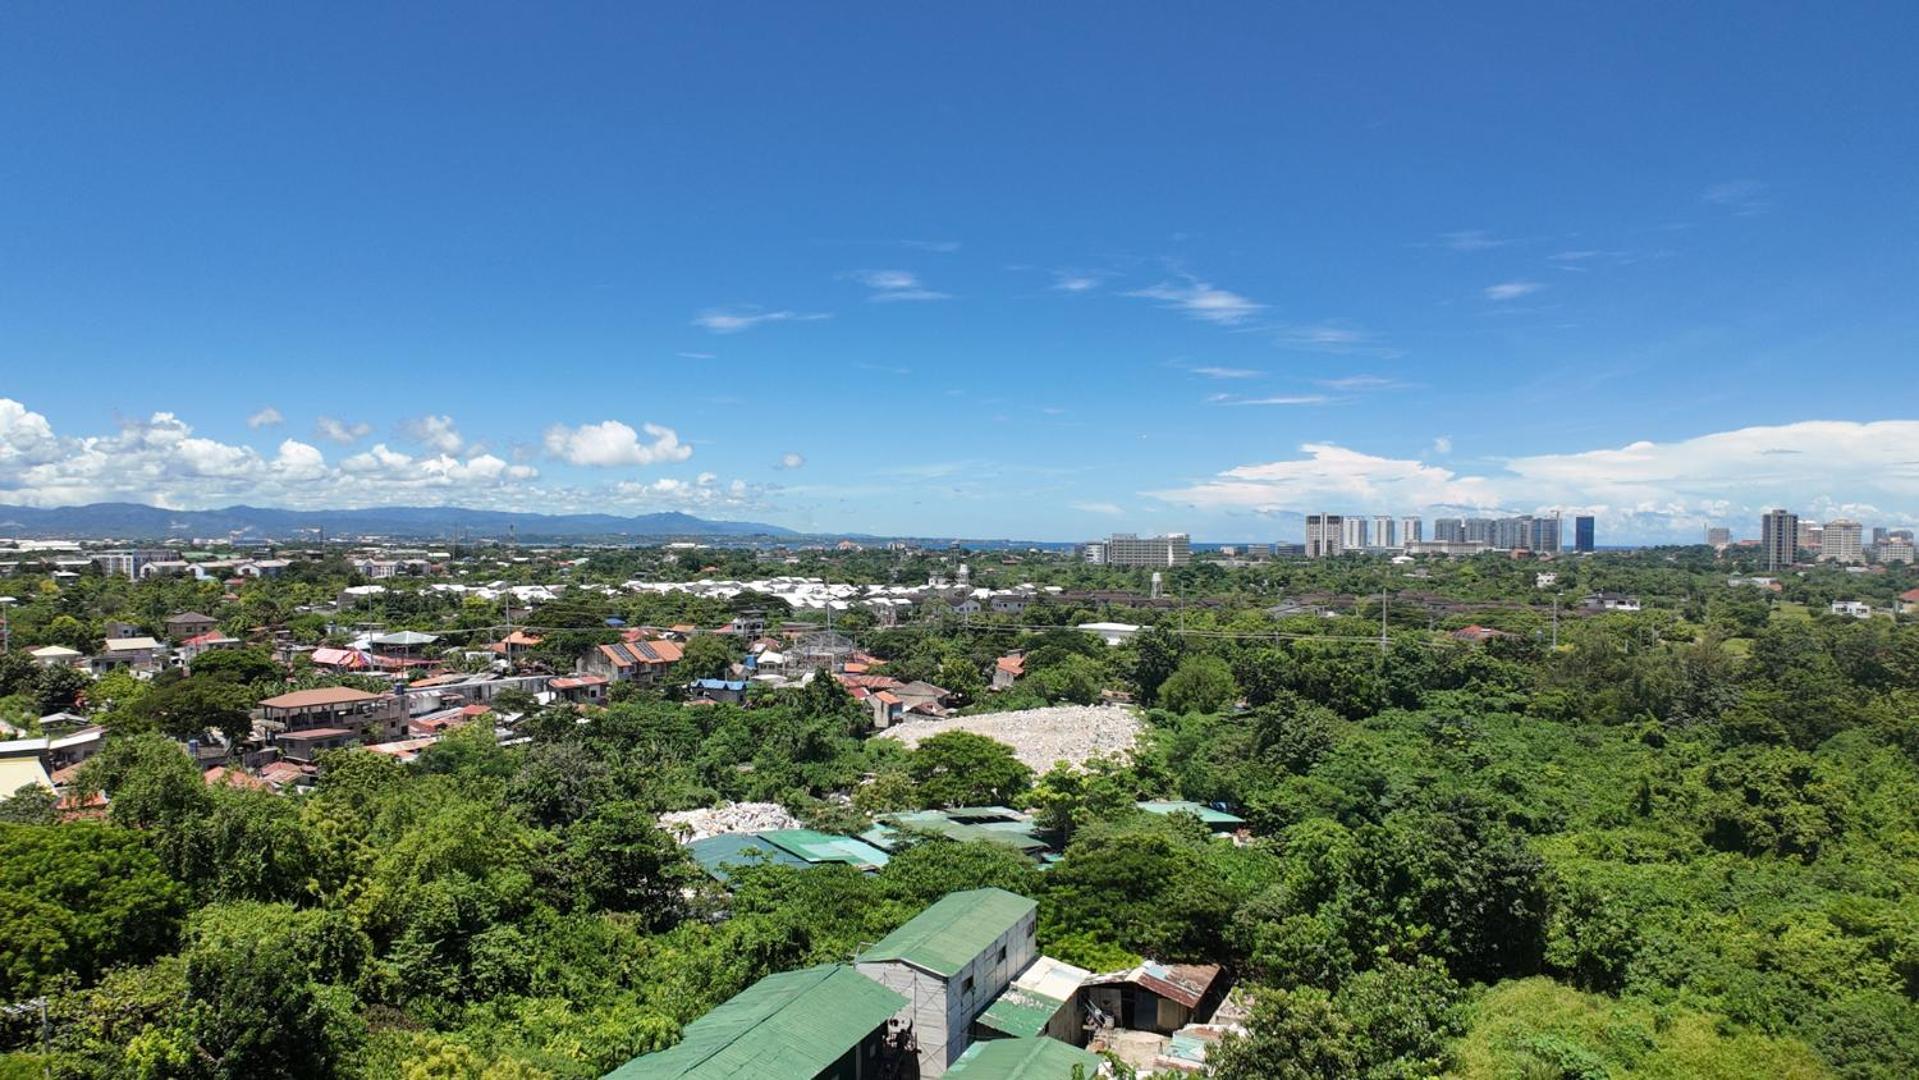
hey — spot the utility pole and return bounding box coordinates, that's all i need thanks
[1379,586,1389,653]
[1551,592,1560,650]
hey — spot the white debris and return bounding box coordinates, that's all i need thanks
[875,704,1142,772]
[659,801,801,842]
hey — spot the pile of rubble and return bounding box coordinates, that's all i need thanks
[658,801,800,842]
[876,704,1142,772]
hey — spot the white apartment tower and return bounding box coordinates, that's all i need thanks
[1399,516,1422,545]
[1822,519,1864,565]
[1371,515,1396,550]
[1342,516,1369,551]
[1305,514,1344,558]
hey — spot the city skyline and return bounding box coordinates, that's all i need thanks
[3,7,1917,542]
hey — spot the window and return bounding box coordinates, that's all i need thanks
[996,946,1007,965]
[962,976,975,996]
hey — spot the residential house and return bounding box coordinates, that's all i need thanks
[179,631,242,664]
[1580,593,1642,612]
[92,636,165,674]
[689,678,748,705]
[491,629,544,663]
[163,612,219,640]
[28,645,82,668]
[103,620,145,640]
[258,686,407,743]
[604,964,907,1080]
[870,690,905,729]
[581,638,685,685]
[1083,962,1226,1035]
[991,654,1025,692]
[856,888,1043,1078]
[275,727,362,763]
[1899,588,1919,616]
[0,737,54,800]
[893,680,954,717]
[547,674,607,706]
[1830,600,1873,619]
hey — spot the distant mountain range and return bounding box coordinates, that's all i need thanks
[0,502,798,541]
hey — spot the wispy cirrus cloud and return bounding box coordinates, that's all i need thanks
[1190,365,1262,380]
[1051,269,1107,293]
[1703,179,1771,216]
[1209,394,1330,407]
[1126,276,1265,325]
[1436,229,1513,252]
[845,269,951,302]
[1071,500,1125,515]
[1316,374,1412,392]
[1484,281,1545,301]
[693,306,831,333]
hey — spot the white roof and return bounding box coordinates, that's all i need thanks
[1013,955,1092,1003]
[103,636,163,652]
[30,645,82,658]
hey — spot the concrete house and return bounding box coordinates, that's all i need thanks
[163,611,219,641]
[581,638,684,686]
[605,963,907,1079]
[856,887,1040,1078]
[257,686,407,743]
[92,636,165,674]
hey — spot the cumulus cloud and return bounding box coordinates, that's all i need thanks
[403,414,465,454]
[845,269,951,302]
[0,398,540,510]
[542,420,692,467]
[246,407,284,429]
[775,452,806,470]
[314,416,372,444]
[693,307,830,334]
[1484,281,1544,301]
[1148,420,1919,541]
[1126,278,1264,325]
[612,474,771,512]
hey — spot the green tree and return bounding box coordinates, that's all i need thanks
[906,731,1033,808]
[0,822,186,996]
[1158,654,1237,715]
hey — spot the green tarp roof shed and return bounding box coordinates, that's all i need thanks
[858,887,1036,977]
[947,1037,1102,1078]
[1136,800,1247,827]
[686,830,891,884]
[603,964,905,1079]
[975,986,1065,1039]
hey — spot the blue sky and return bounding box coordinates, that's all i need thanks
[2,3,1917,541]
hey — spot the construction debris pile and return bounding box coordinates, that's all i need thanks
[876,704,1143,772]
[658,801,801,842]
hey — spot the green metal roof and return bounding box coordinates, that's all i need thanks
[947,1038,1102,1078]
[603,964,905,1079]
[976,986,1066,1039]
[858,888,1036,977]
[1137,800,1248,827]
[756,829,892,869]
[685,833,813,883]
[862,811,1050,854]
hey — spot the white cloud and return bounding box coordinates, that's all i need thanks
[314,416,372,444]
[1149,420,1919,541]
[403,414,465,454]
[0,398,540,510]
[693,307,831,333]
[1052,270,1104,292]
[1212,394,1330,407]
[1126,278,1264,325]
[775,452,806,470]
[846,269,951,302]
[1317,375,1408,391]
[1191,366,1261,379]
[543,420,693,467]
[1438,230,1510,252]
[1703,179,1770,216]
[246,407,284,429]
[1431,435,1453,455]
[678,351,716,360]
[1484,281,1545,301]
[1071,501,1124,515]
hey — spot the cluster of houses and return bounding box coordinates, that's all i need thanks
[607,887,1236,1079]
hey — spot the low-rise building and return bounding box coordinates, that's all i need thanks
[857,888,1042,1078]
[1580,593,1642,613]
[1083,961,1226,1036]
[581,638,684,685]
[92,636,165,674]
[163,611,219,640]
[258,686,407,743]
[1830,600,1873,619]
[605,964,907,1079]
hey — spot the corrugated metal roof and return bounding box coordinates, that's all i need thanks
[756,829,891,869]
[1136,800,1247,827]
[976,985,1065,1038]
[858,888,1036,977]
[947,1037,1101,1078]
[603,964,904,1079]
[685,833,813,883]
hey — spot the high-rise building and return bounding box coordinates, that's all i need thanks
[1796,520,1823,554]
[1464,518,1496,545]
[1085,533,1191,567]
[1305,514,1344,558]
[1880,538,1915,564]
[1399,516,1423,545]
[1573,515,1594,553]
[1706,526,1731,549]
[1342,516,1369,551]
[1761,509,1799,571]
[1822,519,1864,564]
[1371,515,1396,550]
[1530,515,1563,553]
[1872,526,1889,547]
[1433,517,1465,543]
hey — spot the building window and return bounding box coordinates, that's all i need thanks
[962,976,975,996]
[996,946,1007,965]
